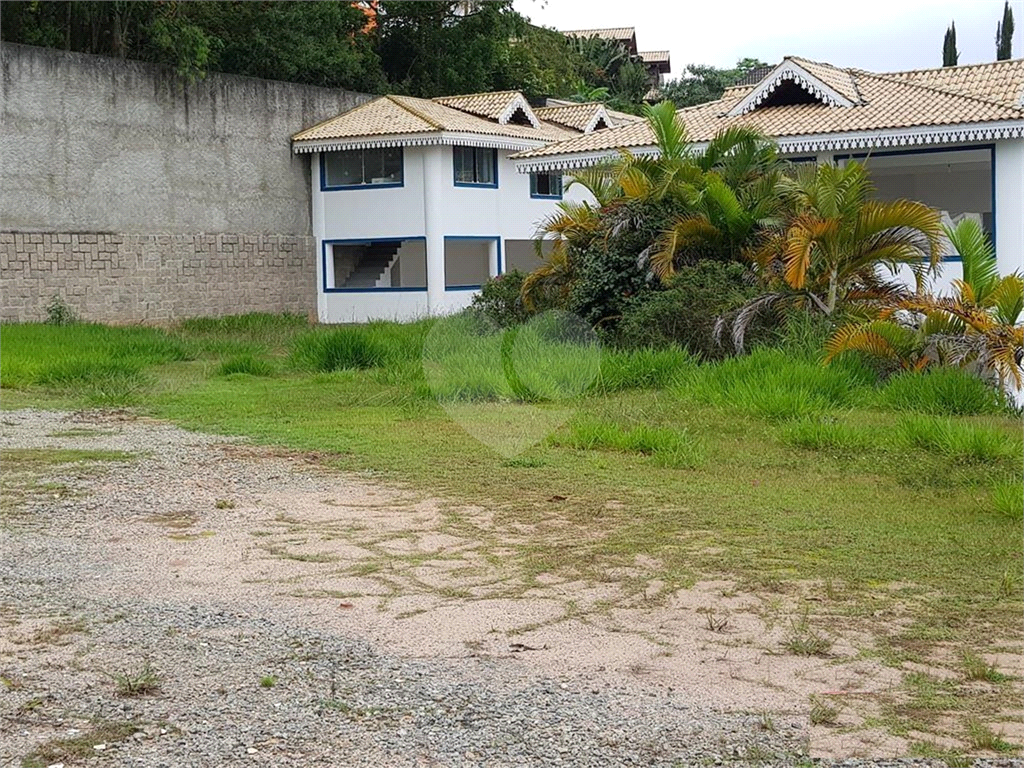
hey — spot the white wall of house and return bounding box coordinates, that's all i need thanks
[995,138,1024,279]
[311,144,591,324]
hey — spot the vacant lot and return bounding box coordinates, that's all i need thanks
[1,316,1022,764]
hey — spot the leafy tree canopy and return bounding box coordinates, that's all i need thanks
[659,58,769,108]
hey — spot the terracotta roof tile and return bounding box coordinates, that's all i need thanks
[639,51,670,63]
[292,93,576,145]
[534,103,612,132]
[563,27,636,41]
[433,91,524,121]
[789,56,861,103]
[514,58,1024,163]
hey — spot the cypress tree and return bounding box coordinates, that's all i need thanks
[943,22,959,67]
[996,1,1015,61]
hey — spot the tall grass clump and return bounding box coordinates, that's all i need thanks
[991,482,1024,521]
[289,327,389,372]
[216,354,275,377]
[0,324,186,403]
[551,419,704,468]
[899,414,1022,463]
[678,347,874,421]
[596,347,694,393]
[175,312,310,356]
[875,367,1010,416]
[779,417,875,452]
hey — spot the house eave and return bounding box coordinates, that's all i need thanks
[514,119,1024,172]
[293,131,550,155]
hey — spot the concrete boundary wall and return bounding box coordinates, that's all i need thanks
[0,43,371,322]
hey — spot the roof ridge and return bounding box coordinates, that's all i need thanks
[784,56,864,104]
[857,69,1024,114]
[291,95,387,139]
[433,90,522,103]
[868,57,1024,78]
[386,94,444,130]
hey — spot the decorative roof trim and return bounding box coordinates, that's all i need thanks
[294,131,547,155]
[498,93,542,129]
[727,60,857,116]
[515,147,660,174]
[585,105,613,133]
[513,119,1024,171]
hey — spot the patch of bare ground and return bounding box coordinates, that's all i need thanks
[2,409,1020,762]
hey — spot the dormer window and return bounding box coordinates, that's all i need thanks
[506,106,533,126]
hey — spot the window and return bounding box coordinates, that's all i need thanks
[322,147,403,188]
[453,146,497,187]
[530,172,563,199]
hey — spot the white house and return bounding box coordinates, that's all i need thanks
[513,57,1024,293]
[290,91,629,323]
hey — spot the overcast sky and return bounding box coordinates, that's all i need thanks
[511,0,1024,77]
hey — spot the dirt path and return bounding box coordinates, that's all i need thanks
[1,409,1020,766]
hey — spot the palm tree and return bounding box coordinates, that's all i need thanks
[825,219,1024,389]
[717,161,944,351]
[646,126,786,278]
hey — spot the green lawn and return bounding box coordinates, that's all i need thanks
[2,314,1022,753]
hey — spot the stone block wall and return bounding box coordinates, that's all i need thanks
[0,43,370,323]
[0,232,316,324]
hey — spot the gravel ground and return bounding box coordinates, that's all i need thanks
[1,409,1020,768]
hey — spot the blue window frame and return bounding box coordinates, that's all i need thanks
[321,147,403,190]
[453,146,498,188]
[530,172,563,199]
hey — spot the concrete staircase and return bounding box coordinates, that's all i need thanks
[339,242,401,288]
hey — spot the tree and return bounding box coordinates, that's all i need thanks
[659,59,769,109]
[996,0,1015,61]
[826,220,1024,389]
[943,22,959,67]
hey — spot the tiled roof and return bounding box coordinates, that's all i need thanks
[639,51,670,63]
[789,56,861,104]
[882,58,1024,107]
[514,57,1024,163]
[434,91,527,122]
[563,27,636,42]
[534,103,612,132]
[292,93,575,146]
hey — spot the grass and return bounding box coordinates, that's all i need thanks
[111,662,161,696]
[21,721,142,768]
[964,717,1017,753]
[1,314,1022,746]
[259,675,277,688]
[809,695,840,726]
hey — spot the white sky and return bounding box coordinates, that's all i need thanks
[511,0,1024,77]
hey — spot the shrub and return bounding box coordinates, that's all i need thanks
[470,271,531,327]
[616,261,767,357]
[45,294,78,326]
[289,328,388,372]
[875,367,1010,416]
[216,354,275,377]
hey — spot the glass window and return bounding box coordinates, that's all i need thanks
[530,172,563,198]
[453,146,497,186]
[323,147,403,187]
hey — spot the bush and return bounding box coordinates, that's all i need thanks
[289,328,388,372]
[616,261,767,358]
[875,367,1010,416]
[470,271,531,327]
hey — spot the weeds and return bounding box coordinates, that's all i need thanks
[259,675,277,688]
[809,695,839,725]
[111,663,161,696]
[898,415,1021,463]
[21,721,141,768]
[784,610,832,657]
[964,717,1016,753]
[697,606,729,632]
[217,354,275,377]
[991,482,1023,521]
[45,294,78,326]
[876,367,1011,416]
[960,650,1010,683]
